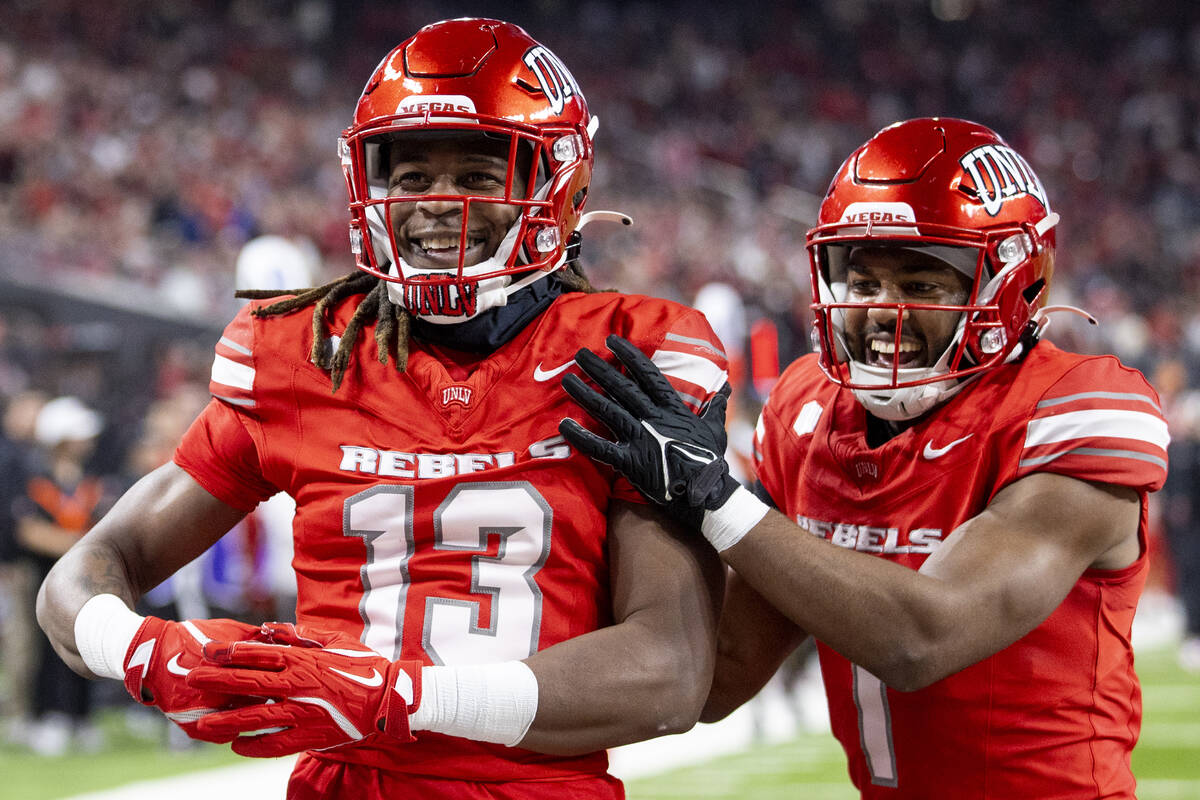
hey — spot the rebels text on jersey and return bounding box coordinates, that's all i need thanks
[173,290,728,781]
[753,343,1167,800]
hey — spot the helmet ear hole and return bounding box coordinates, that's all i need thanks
[572,187,587,210]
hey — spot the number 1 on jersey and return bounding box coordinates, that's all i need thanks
[853,664,898,787]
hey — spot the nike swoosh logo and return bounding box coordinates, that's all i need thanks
[166,653,190,676]
[329,666,383,688]
[922,434,974,459]
[533,360,575,381]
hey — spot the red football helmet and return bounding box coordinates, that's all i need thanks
[807,117,1059,420]
[339,19,596,322]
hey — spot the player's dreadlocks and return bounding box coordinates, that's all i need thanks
[235,259,604,392]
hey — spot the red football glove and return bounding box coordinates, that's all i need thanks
[185,622,422,758]
[122,615,265,736]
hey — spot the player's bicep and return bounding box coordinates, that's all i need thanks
[703,568,808,722]
[920,471,1140,650]
[607,500,724,679]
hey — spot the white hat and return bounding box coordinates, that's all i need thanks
[35,396,104,447]
[235,235,316,291]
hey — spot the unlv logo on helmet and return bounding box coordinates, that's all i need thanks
[523,45,581,114]
[959,144,1049,216]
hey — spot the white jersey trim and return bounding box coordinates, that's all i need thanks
[212,354,255,392]
[1024,408,1169,451]
[651,349,728,396]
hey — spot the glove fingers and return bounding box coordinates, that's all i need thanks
[572,347,657,418]
[605,335,686,410]
[202,640,287,670]
[259,622,324,648]
[187,665,284,696]
[189,618,267,644]
[701,382,733,436]
[195,700,322,744]
[561,373,642,440]
[558,417,628,471]
[232,729,328,759]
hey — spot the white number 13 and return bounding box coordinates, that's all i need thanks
[343,481,552,664]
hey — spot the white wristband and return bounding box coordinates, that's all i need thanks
[74,594,145,680]
[701,484,769,552]
[409,660,539,747]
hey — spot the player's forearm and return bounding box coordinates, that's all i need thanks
[700,645,770,723]
[701,606,808,722]
[518,617,714,753]
[406,616,711,755]
[491,499,722,754]
[722,509,964,691]
[37,537,139,678]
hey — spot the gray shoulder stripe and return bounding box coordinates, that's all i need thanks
[212,394,256,408]
[1019,446,1166,471]
[664,332,726,360]
[1036,391,1160,412]
[218,336,252,356]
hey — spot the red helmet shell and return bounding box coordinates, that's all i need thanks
[351,19,590,133]
[807,117,1057,395]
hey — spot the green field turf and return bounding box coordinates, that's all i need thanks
[1,644,1196,799]
[0,722,243,800]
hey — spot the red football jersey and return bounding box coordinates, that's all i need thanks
[174,290,728,782]
[753,343,1167,800]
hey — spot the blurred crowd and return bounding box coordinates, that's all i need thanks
[2,0,1200,754]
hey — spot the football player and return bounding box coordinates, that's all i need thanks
[560,118,1168,799]
[37,19,726,799]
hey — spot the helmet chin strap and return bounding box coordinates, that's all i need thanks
[372,199,535,323]
[849,368,970,422]
[410,269,568,354]
[843,314,972,422]
[384,254,564,325]
[368,177,561,324]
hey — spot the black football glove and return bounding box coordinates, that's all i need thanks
[558,334,739,531]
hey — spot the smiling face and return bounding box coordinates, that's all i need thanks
[385,132,529,271]
[840,246,973,371]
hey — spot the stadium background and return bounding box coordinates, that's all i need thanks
[1,0,1198,796]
